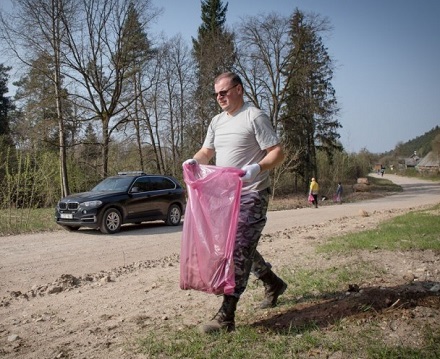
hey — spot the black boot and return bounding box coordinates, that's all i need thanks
[259,270,287,309]
[200,295,238,334]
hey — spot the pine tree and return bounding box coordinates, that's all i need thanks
[13,54,73,152]
[119,2,152,172]
[282,10,342,187]
[0,64,14,146]
[191,0,235,145]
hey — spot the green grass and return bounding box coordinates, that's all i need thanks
[396,168,440,182]
[136,321,440,359]
[137,327,331,359]
[247,263,378,305]
[269,175,403,211]
[367,175,403,192]
[317,204,440,253]
[365,326,440,359]
[134,205,440,358]
[0,207,59,235]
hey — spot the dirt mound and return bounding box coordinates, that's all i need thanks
[253,282,440,333]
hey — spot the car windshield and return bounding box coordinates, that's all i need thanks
[91,177,134,192]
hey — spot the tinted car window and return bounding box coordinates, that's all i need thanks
[131,177,176,192]
[92,177,133,192]
[132,177,151,192]
[150,177,176,191]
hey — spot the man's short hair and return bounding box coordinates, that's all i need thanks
[215,72,243,87]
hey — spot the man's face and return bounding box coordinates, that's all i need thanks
[214,77,242,114]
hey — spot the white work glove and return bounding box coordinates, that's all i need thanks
[183,158,198,166]
[240,163,261,182]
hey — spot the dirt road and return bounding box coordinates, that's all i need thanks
[1,173,439,358]
[2,173,439,298]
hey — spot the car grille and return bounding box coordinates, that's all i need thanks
[59,202,79,210]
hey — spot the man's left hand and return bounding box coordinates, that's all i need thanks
[240,164,261,182]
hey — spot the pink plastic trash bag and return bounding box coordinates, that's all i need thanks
[180,164,243,295]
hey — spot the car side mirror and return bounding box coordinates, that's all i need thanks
[131,187,139,193]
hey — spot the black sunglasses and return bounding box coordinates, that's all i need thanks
[213,83,239,98]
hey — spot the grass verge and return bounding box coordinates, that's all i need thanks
[136,317,439,359]
[0,207,59,235]
[269,175,402,211]
[317,204,440,253]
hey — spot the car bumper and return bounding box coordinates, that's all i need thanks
[55,209,99,228]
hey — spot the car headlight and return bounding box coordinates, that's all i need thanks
[82,200,102,208]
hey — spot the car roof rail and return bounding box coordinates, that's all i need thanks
[117,171,146,176]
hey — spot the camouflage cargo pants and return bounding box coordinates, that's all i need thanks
[232,188,271,298]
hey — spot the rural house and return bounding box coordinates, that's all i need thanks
[416,151,440,174]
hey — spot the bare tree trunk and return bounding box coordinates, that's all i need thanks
[102,115,110,177]
[52,0,69,196]
[133,72,144,171]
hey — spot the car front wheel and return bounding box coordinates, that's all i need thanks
[100,208,122,234]
[165,204,182,226]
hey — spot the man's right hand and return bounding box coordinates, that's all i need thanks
[183,159,198,166]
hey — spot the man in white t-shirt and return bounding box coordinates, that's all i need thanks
[184,72,287,334]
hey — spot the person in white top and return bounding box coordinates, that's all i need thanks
[184,72,287,333]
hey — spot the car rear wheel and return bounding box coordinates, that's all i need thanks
[165,204,182,226]
[100,208,122,234]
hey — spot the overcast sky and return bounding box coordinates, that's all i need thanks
[2,0,439,154]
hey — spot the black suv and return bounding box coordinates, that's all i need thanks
[55,172,186,234]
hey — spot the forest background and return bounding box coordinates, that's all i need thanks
[0,0,439,215]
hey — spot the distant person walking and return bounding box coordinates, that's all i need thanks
[309,178,319,208]
[335,182,343,203]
